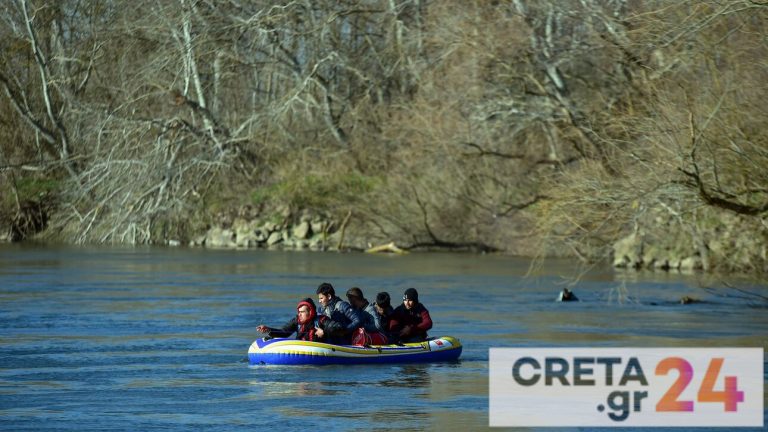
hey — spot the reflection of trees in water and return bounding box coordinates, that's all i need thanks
[376,364,431,389]
[251,380,345,397]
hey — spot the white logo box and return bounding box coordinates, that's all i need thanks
[489,348,764,427]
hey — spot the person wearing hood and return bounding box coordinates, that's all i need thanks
[316,282,362,343]
[388,288,433,343]
[256,298,341,342]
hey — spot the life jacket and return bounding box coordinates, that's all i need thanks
[296,315,328,341]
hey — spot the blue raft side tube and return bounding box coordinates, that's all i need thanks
[248,336,462,366]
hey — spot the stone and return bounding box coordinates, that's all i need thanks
[231,217,250,233]
[612,233,642,268]
[254,229,267,243]
[311,220,325,235]
[266,231,282,246]
[292,221,311,239]
[234,221,256,244]
[308,235,325,250]
[679,256,702,271]
[236,231,258,248]
[206,227,236,248]
[613,255,630,268]
[326,231,342,250]
[642,244,665,269]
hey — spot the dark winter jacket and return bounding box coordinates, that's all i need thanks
[388,302,433,342]
[265,299,343,342]
[265,315,342,342]
[372,303,395,343]
[319,296,362,332]
[357,301,379,333]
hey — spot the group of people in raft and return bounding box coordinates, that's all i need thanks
[256,283,432,346]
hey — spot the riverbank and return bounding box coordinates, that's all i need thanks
[3,200,765,277]
[3,1,767,279]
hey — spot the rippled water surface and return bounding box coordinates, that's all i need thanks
[1,244,766,431]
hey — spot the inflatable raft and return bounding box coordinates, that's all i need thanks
[248,336,462,365]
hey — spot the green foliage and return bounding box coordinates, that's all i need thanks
[2,176,59,208]
[250,184,280,206]
[272,172,379,211]
[16,177,59,198]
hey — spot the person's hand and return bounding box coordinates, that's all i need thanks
[315,326,325,338]
[399,325,413,337]
[256,325,269,333]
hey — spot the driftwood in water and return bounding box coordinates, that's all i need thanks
[365,242,407,254]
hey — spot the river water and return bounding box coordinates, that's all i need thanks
[0,244,765,431]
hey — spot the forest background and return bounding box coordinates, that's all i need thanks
[1,0,766,275]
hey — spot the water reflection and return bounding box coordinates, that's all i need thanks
[1,244,766,431]
[249,380,345,397]
[377,365,431,389]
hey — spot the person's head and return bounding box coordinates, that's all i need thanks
[374,291,391,314]
[403,288,419,310]
[346,287,366,309]
[296,298,317,324]
[316,282,335,307]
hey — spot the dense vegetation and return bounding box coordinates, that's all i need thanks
[1,1,766,274]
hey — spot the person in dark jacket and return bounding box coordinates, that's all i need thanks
[372,291,396,344]
[345,287,378,332]
[346,287,389,345]
[256,298,341,342]
[316,282,362,343]
[556,288,579,302]
[388,288,433,343]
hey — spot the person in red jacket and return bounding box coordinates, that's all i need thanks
[388,288,433,343]
[256,298,341,342]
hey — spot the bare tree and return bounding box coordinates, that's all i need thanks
[526,0,768,270]
[0,0,765,273]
